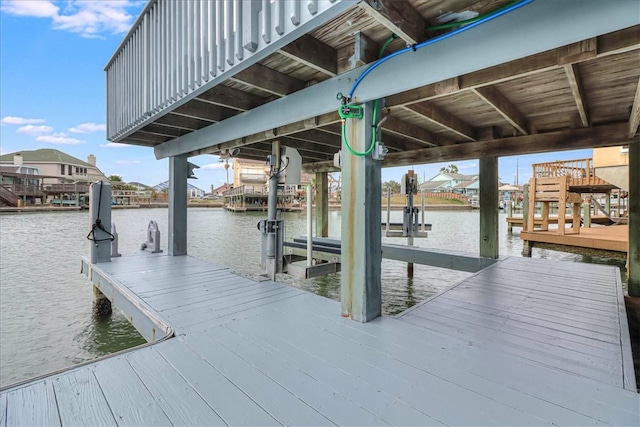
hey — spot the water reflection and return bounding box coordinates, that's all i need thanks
[1,208,629,387]
[73,312,146,362]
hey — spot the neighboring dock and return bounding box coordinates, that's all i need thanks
[1,253,637,425]
[522,224,628,253]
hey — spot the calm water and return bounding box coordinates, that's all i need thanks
[0,208,627,387]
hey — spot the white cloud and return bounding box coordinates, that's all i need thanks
[17,125,54,135]
[101,142,130,148]
[201,162,226,170]
[115,159,140,165]
[1,116,46,125]
[69,122,106,133]
[1,1,143,38]
[0,1,58,18]
[36,135,84,145]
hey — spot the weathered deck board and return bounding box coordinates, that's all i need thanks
[91,357,173,426]
[156,340,281,426]
[232,294,631,425]
[2,254,638,426]
[125,348,227,425]
[5,380,60,427]
[53,368,116,426]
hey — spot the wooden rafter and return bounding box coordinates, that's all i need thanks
[564,63,590,127]
[230,63,305,96]
[630,76,640,138]
[303,122,638,172]
[472,86,529,135]
[196,85,265,112]
[171,102,238,122]
[383,115,452,147]
[155,114,212,131]
[279,34,338,76]
[387,26,639,108]
[404,102,476,141]
[358,0,425,45]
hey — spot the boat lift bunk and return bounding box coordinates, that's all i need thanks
[282,170,435,279]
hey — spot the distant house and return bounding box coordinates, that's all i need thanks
[0,149,107,185]
[152,181,206,198]
[127,181,152,191]
[211,183,233,196]
[0,149,108,206]
[421,172,479,194]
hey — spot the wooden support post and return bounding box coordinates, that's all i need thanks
[527,180,536,231]
[572,201,581,233]
[315,172,329,237]
[605,193,611,216]
[522,240,533,257]
[169,154,188,256]
[628,141,639,296]
[341,101,382,322]
[93,286,112,318]
[523,184,529,232]
[557,177,567,235]
[583,202,591,227]
[541,202,550,231]
[479,156,499,259]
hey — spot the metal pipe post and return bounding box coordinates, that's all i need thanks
[89,181,112,264]
[307,185,313,266]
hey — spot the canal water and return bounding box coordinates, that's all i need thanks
[0,208,627,387]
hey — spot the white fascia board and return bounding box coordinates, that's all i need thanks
[155,0,640,159]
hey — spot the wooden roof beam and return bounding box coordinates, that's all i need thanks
[564,64,590,128]
[387,26,640,108]
[358,0,425,45]
[286,129,341,148]
[280,34,338,76]
[171,101,239,122]
[156,114,212,131]
[383,115,452,147]
[404,102,477,141]
[230,63,305,97]
[196,85,265,112]
[303,122,637,172]
[472,86,529,135]
[279,137,340,155]
[630,76,640,138]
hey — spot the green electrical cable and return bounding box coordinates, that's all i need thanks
[425,0,520,31]
[341,34,396,157]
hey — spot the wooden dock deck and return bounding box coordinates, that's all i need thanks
[507,215,614,228]
[1,254,638,425]
[522,225,628,253]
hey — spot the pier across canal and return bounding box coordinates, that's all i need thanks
[0,253,637,425]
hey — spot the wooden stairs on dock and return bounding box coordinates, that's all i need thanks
[526,158,617,235]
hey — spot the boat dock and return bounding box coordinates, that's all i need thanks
[1,253,637,425]
[522,225,628,253]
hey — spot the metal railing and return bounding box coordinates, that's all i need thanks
[105,0,347,141]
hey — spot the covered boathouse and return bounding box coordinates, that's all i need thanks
[2,0,639,425]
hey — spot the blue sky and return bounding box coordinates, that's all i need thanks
[0,0,591,191]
